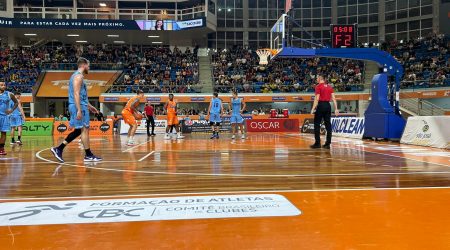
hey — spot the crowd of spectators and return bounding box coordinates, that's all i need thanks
[211,46,365,93]
[109,46,201,93]
[382,33,449,89]
[0,35,448,95]
[0,47,41,93]
[0,44,201,94]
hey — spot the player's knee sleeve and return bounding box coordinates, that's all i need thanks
[65,129,82,143]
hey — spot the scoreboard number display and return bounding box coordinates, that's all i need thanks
[331,24,357,48]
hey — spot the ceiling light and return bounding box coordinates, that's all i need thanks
[99,3,107,7]
[76,40,88,43]
[24,33,37,36]
[152,41,163,44]
[113,41,125,44]
[107,34,119,37]
[67,34,79,37]
[147,35,160,38]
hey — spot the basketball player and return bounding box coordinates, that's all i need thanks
[230,90,246,140]
[0,81,19,155]
[208,92,224,139]
[310,75,339,149]
[122,90,145,146]
[164,93,184,140]
[51,57,102,162]
[9,92,25,145]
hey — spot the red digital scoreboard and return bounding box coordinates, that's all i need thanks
[331,24,357,48]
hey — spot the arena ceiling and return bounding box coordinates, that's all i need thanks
[0,27,211,46]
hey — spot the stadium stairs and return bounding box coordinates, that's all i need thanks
[198,48,213,93]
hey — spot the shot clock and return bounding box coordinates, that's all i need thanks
[331,24,357,48]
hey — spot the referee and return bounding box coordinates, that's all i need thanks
[144,102,156,136]
[310,75,339,149]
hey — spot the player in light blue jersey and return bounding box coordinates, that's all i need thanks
[51,57,102,163]
[208,92,224,139]
[9,92,26,145]
[230,90,246,140]
[0,81,19,155]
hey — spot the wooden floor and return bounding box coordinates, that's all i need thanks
[0,133,449,249]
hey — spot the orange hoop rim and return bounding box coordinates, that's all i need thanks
[256,48,278,56]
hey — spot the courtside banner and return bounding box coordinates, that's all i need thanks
[0,17,205,31]
[119,120,167,134]
[331,117,365,139]
[301,118,323,134]
[400,116,450,149]
[54,121,113,136]
[182,120,231,133]
[246,119,299,133]
[0,194,300,226]
[37,71,120,98]
[8,121,53,136]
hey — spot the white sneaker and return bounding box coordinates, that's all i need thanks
[176,134,185,139]
[241,134,246,139]
[164,134,171,140]
[126,140,136,146]
[231,135,236,140]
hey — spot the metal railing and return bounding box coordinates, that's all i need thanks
[107,84,203,93]
[401,79,450,90]
[13,6,206,21]
[400,91,448,116]
[40,62,124,71]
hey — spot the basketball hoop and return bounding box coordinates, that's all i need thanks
[256,48,275,65]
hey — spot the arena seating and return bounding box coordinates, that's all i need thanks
[108,46,200,93]
[0,35,448,94]
[0,48,40,93]
[383,34,449,89]
[211,46,365,93]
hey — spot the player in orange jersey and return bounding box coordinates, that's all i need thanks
[164,93,184,140]
[122,90,145,146]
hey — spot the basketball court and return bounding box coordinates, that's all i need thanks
[0,133,449,248]
[0,0,449,249]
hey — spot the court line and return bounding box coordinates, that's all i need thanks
[283,134,450,168]
[139,151,155,162]
[122,140,151,152]
[35,148,450,178]
[0,186,449,202]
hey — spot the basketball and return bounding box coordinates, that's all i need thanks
[134,112,144,120]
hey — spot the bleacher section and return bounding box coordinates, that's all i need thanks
[0,35,448,94]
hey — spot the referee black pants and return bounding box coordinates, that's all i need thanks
[314,101,332,145]
[146,116,155,135]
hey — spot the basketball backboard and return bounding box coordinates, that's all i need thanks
[270,14,287,58]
